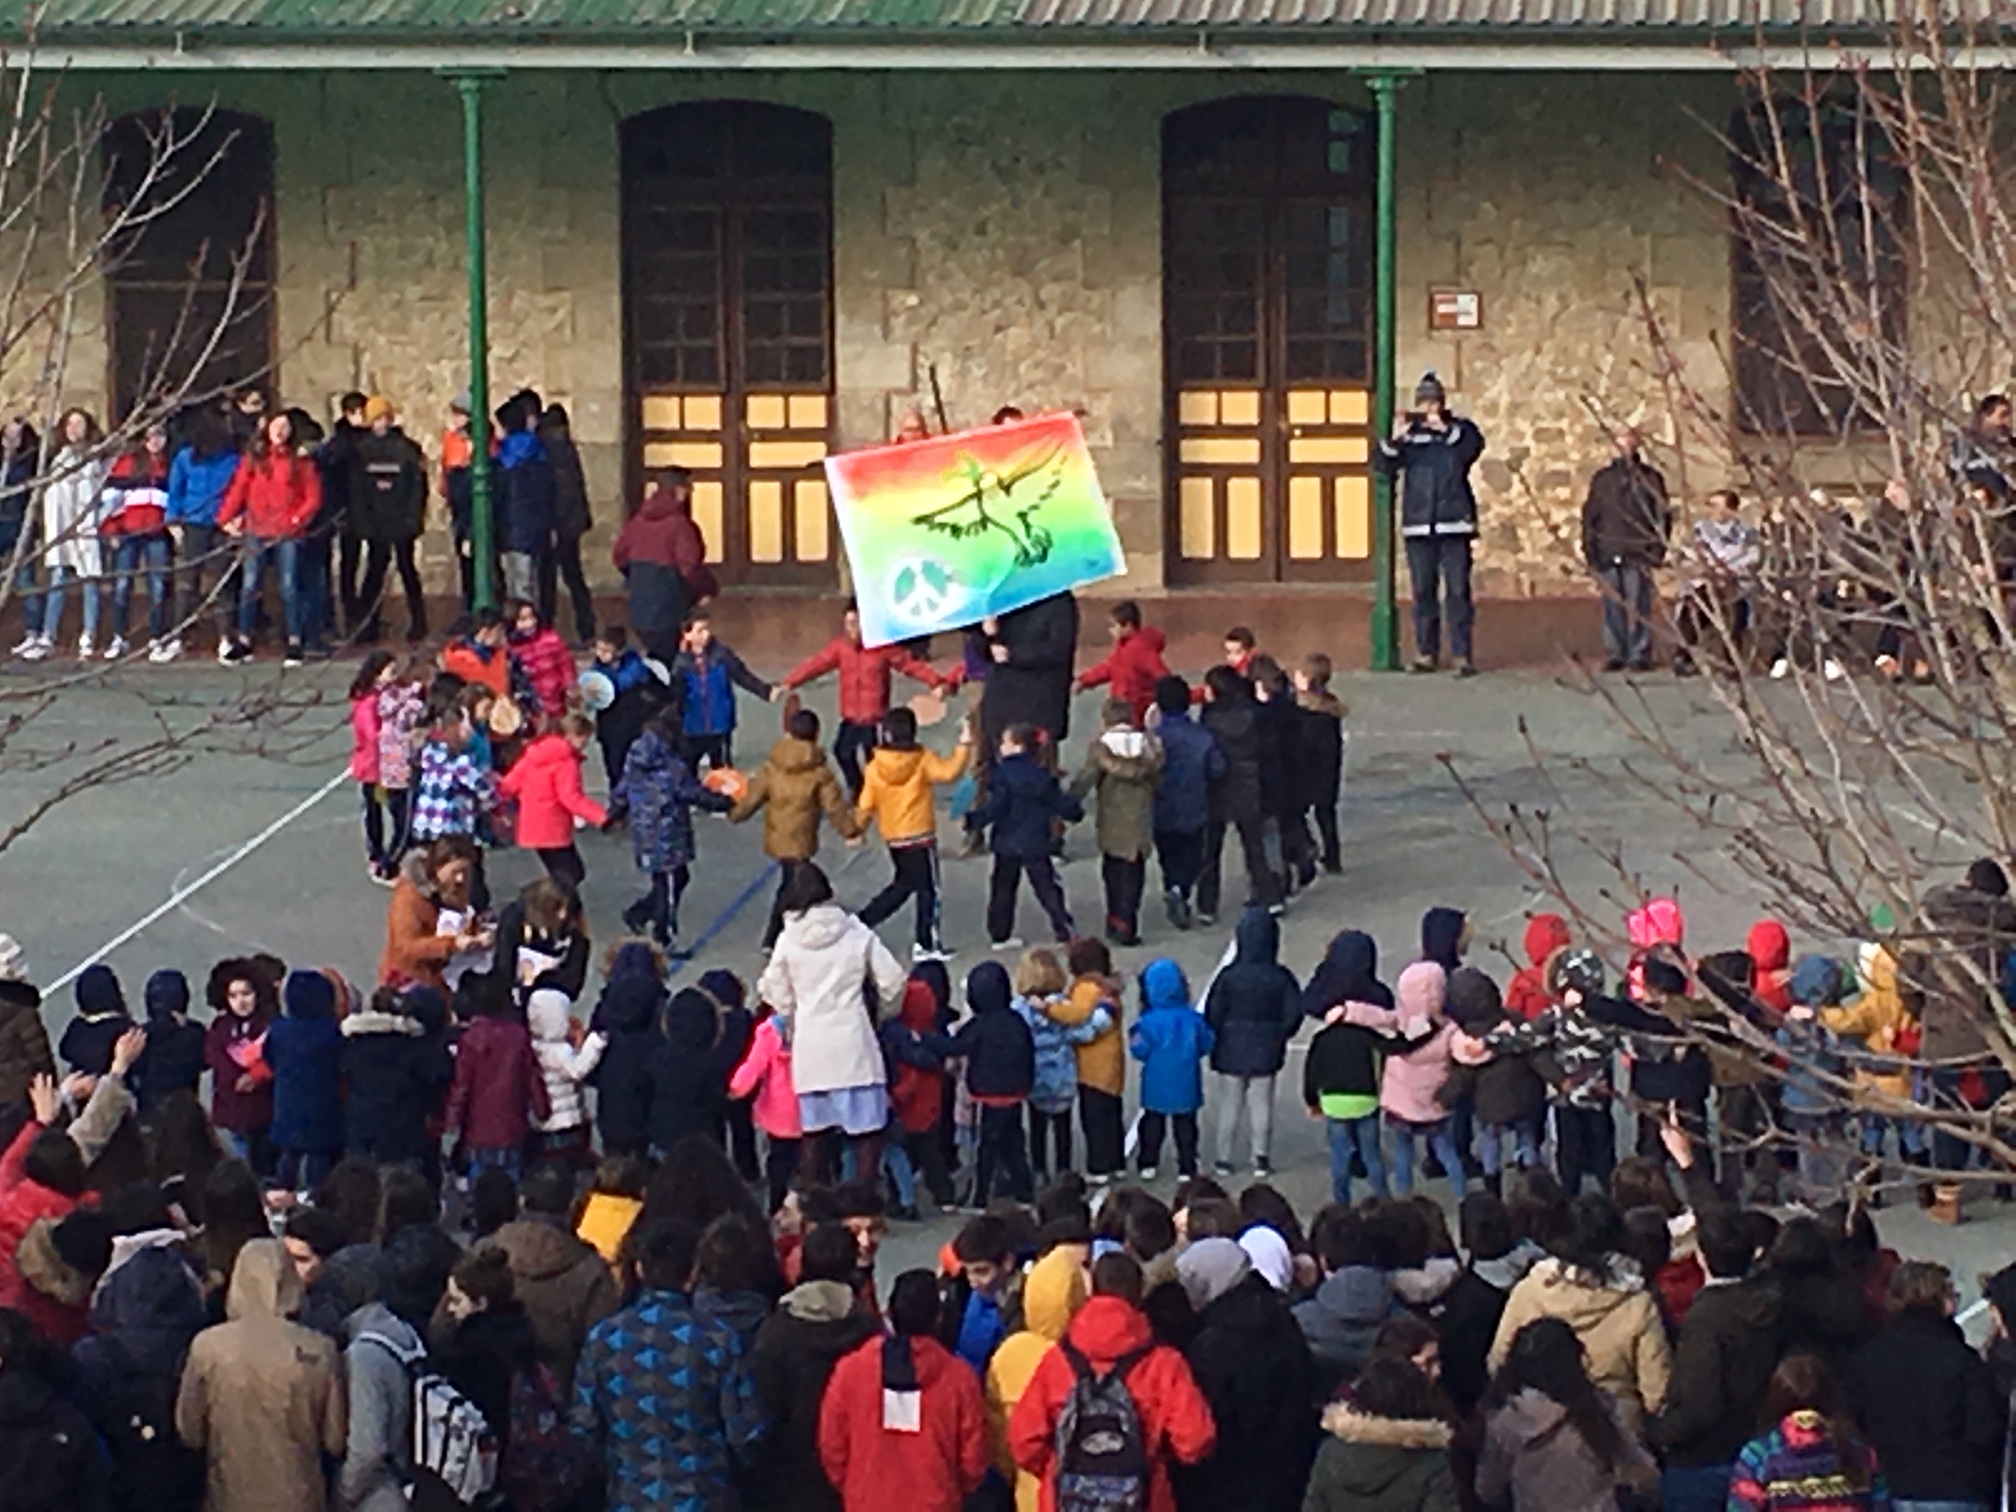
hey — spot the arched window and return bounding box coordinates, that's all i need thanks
[622,100,835,587]
[101,107,276,419]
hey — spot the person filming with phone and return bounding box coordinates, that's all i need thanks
[1376,370,1486,677]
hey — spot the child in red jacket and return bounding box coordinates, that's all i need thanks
[780,603,953,794]
[445,985,550,1182]
[218,412,321,664]
[497,712,607,893]
[507,598,577,720]
[1076,600,1171,723]
[1506,913,1572,1020]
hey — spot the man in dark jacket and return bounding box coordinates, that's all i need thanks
[1203,908,1302,1179]
[746,1224,878,1512]
[1151,676,1226,931]
[320,392,367,638]
[538,403,596,644]
[1375,370,1486,676]
[1197,664,1281,924]
[1580,427,1671,672]
[1846,1260,2004,1512]
[979,591,1079,750]
[494,388,555,610]
[346,397,430,644]
[1649,1208,1782,1512]
[613,469,705,664]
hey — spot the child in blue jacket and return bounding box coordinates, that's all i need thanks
[1129,957,1214,1179]
[263,970,347,1195]
[672,611,771,772]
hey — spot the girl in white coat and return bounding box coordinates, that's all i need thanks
[20,408,107,660]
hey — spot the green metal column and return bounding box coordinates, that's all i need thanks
[1365,71,1407,672]
[446,68,505,611]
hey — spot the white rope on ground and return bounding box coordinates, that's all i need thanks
[46,765,351,992]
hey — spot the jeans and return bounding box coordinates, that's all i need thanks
[1596,561,1656,666]
[1404,533,1475,662]
[39,564,99,641]
[1136,1110,1199,1176]
[466,1145,522,1184]
[174,522,235,640]
[110,533,172,641]
[1215,1073,1276,1168]
[10,552,39,633]
[1389,1113,1467,1197]
[1477,1115,1544,1177]
[1326,1114,1388,1205]
[296,529,333,646]
[1788,1111,1849,1204]
[236,536,302,641]
[276,1147,337,1192]
[885,1138,919,1210]
[1660,1462,1733,1512]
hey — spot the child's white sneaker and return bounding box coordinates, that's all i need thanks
[75,633,93,659]
[9,631,39,656]
[18,636,49,661]
[102,635,128,661]
[1769,657,1791,680]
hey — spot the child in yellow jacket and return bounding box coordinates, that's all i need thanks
[1051,936,1129,1183]
[854,706,973,961]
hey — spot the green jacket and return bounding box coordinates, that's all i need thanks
[1302,1405,1461,1512]
[1069,726,1164,862]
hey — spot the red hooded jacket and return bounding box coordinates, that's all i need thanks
[1078,627,1171,722]
[0,1121,83,1319]
[496,732,606,850]
[886,981,948,1135]
[1506,913,1572,1020]
[1009,1295,1217,1512]
[819,1333,990,1512]
[445,1013,551,1151]
[784,635,946,725]
[1747,919,1793,1013]
[219,452,320,539]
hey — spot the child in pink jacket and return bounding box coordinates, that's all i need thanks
[1346,960,1464,1199]
[729,1012,801,1213]
[350,651,393,879]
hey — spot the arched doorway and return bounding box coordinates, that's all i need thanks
[621,100,836,588]
[1164,96,1375,585]
[101,108,277,423]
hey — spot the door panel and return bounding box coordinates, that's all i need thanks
[622,102,836,588]
[1164,97,1374,585]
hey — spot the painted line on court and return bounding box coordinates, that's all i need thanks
[667,837,877,978]
[47,767,351,993]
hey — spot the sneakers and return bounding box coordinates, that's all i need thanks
[217,638,239,665]
[1195,911,1217,928]
[1823,658,1845,682]
[75,633,93,659]
[1138,1167,1158,1182]
[222,640,253,665]
[1213,1161,1236,1179]
[148,637,182,663]
[1408,656,1439,674]
[283,640,304,669]
[990,936,1025,952]
[102,635,128,660]
[911,943,954,963]
[8,631,39,656]
[17,635,49,661]
[1769,657,1791,680]
[1254,1159,1273,1180]
[1453,657,1479,679]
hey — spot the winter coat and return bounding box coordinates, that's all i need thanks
[1444,967,1548,1127]
[218,451,319,540]
[1303,1015,1385,1118]
[977,750,1083,859]
[408,735,499,842]
[748,1279,879,1512]
[614,489,701,641]
[821,1332,991,1512]
[1580,452,1671,568]
[1070,723,1164,861]
[340,1001,453,1164]
[1079,626,1171,722]
[445,1012,551,1150]
[1200,691,1266,824]
[166,444,239,528]
[784,634,944,725]
[611,726,731,876]
[1294,1265,1398,1400]
[590,958,665,1152]
[0,978,54,1114]
[1014,994,1108,1114]
[528,989,604,1133]
[1847,1308,2003,1503]
[375,682,425,790]
[132,985,206,1116]
[1203,908,1303,1078]
[340,1301,426,1512]
[1650,1273,1784,1468]
[69,1241,206,1512]
[731,734,859,861]
[1727,1411,1889,1512]
[986,1250,1090,1512]
[1292,688,1348,812]
[1820,946,1914,1100]
[379,849,456,993]
[99,450,169,537]
[1583,990,1714,1107]
[496,428,556,553]
[1485,1003,1616,1110]
[981,592,1080,743]
[1008,1294,1218,1512]
[540,418,592,541]
[174,1240,347,1512]
[1252,691,1298,823]
[882,983,951,1135]
[498,732,607,851]
[731,1016,803,1139]
[675,641,769,737]
[1304,930,1396,1020]
[1302,1404,1459,1512]
[1506,914,1571,1020]
[1749,918,1794,1014]
[0,1366,111,1512]
[1177,1271,1319,1512]
[857,741,969,845]
[758,902,906,1096]
[1435,1250,1540,1415]
[264,1003,345,1154]
[648,987,735,1153]
[510,626,576,717]
[1477,1387,1655,1512]
[1375,414,1485,538]
[203,1009,274,1135]
[1152,710,1225,836]
[1049,974,1125,1097]
[60,999,131,1078]
[571,1287,764,1512]
[485,1214,619,1395]
[347,428,426,543]
[951,965,1036,1101]
[1490,1257,1672,1436]
[348,692,383,784]
[1343,963,1455,1124]
[40,445,109,574]
[1131,959,1214,1114]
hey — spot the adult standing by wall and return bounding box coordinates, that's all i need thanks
[538,403,596,645]
[494,387,555,609]
[1376,371,1485,677]
[1580,427,1671,673]
[980,591,1080,753]
[614,468,710,665]
[346,396,429,646]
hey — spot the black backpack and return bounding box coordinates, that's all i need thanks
[1053,1340,1151,1512]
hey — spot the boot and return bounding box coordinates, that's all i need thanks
[1482,1171,1503,1200]
[1929,1182,1965,1225]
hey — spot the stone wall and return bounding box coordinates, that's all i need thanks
[35,67,1759,598]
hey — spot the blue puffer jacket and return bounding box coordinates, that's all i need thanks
[264,973,346,1155]
[611,728,730,876]
[675,644,769,739]
[496,430,556,553]
[1152,711,1225,836]
[1014,993,1111,1115]
[166,446,241,527]
[1130,959,1214,1115]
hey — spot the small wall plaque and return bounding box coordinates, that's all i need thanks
[1429,289,1483,331]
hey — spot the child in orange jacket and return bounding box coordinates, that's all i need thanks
[855,707,974,960]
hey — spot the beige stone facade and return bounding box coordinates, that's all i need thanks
[51,66,1747,597]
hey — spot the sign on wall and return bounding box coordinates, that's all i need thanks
[1429,289,1484,332]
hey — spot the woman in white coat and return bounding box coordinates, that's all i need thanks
[756,860,906,1186]
[18,408,107,660]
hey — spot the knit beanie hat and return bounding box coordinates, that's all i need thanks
[363,395,395,426]
[74,963,125,1018]
[1413,370,1447,405]
[1175,1236,1253,1310]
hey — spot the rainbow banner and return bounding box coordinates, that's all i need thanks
[825,412,1126,649]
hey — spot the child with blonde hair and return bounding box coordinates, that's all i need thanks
[1013,946,1110,1186]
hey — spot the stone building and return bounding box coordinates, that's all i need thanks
[15,2,1891,652]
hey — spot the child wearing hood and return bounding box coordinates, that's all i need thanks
[1302,931,1392,1204]
[854,706,973,961]
[1747,919,1794,1013]
[1011,948,1111,1187]
[1484,950,1620,1196]
[730,1000,801,1214]
[1348,961,1466,1198]
[526,986,604,1171]
[1067,696,1165,947]
[1625,895,1686,1001]
[60,965,133,1077]
[1130,958,1215,1179]
[1202,907,1304,1179]
[609,704,732,950]
[132,969,206,1116]
[1507,914,1572,1021]
[878,978,956,1219]
[984,1245,1091,1512]
[1445,966,1548,1191]
[730,707,863,950]
[948,961,1036,1208]
[263,971,347,1193]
